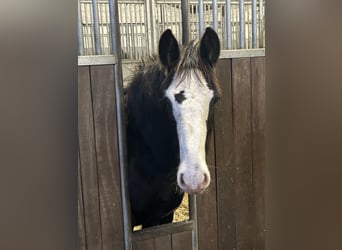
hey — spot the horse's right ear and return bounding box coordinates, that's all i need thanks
[159,29,180,69]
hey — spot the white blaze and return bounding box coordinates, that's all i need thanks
[165,69,213,193]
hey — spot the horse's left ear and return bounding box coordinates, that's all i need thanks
[200,27,220,66]
[159,29,180,69]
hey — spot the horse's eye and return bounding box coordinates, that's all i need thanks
[164,97,172,110]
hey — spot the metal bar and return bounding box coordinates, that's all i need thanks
[92,0,100,54]
[239,0,244,48]
[252,0,256,48]
[225,0,231,49]
[124,4,131,59]
[219,48,265,58]
[132,4,137,59]
[198,0,204,36]
[259,0,261,47]
[173,3,176,33]
[137,3,141,59]
[145,0,152,56]
[78,1,84,56]
[78,55,117,66]
[99,3,104,54]
[108,1,132,250]
[128,4,135,59]
[246,2,250,48]
[83,3,91,55]
[190,195,198,250]
[150,0,158,54]
[102,3,108,54]
[107,3,112,54]
[212,0,218,31]
[160,4,164,34]
[260,0,265,48]
[181,0,190,44]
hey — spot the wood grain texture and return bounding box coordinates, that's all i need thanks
[90,65,124,250]
[78,151,87,250]
[172,231,193,250]
[214,58,237,250]
[197,121,218,250]
[133,239,155,250]
[232,58,254,250]
[133,221,193,242]
[154,235,172,250]
[78,66,102,250]
[78,56,265,250]
[251,57,265,250]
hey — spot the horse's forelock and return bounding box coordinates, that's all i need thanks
[173,40,221,96]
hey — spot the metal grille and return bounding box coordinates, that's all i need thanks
[78,0,265,59]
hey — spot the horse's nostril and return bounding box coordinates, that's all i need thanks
[180,173,185,186]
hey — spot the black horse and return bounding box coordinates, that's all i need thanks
[125,27,221,228]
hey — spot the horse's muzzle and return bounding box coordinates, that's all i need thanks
[177,168,210,194]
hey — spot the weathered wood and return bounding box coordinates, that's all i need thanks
[78,66,102,250]
[77,55,266,250]
[197,123,218,250]
[90,65,124,250]
[133,239,155,250]
[154,235,172,250]
[251,57,265,250]
[214,58,237,250]
[232,57,254,250]
[78,151,86,250]
[172,231,193,250]
[133,221,193,242]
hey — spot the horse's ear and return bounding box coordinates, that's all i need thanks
[159,29,180,69]
[200,27,220,66]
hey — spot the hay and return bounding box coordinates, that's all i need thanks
[173,193,189,222]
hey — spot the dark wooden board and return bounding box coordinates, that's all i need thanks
[78,55,265,250]
[133,221,193,242]
[78,66,102,250]
[90,65,124,250]
[214,58,237,250]
[232,58,254,250]
[251,57,266,250]
[154,235,172,250]
[133,239,155,250]
[197,119,218,250]
[78,151,86,250]
[172,231,193,250]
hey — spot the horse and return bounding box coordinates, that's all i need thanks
[125,27,221,228]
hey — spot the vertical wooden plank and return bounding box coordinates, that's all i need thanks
[78,151,87,250]
[232,57,254,250]
[172,231,193,250]
[133,239,155,250]
[214,58,236,250]
[197,122,218,250]
[90,65,124,250]
[78,66,102,250]
[154,235,172,250]
[251,57,265,250]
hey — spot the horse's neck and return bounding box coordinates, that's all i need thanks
[127,71,179,175]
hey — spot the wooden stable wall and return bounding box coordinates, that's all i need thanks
[197,56,265,250]
[78,55,265,250]
[78,65,125,250]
